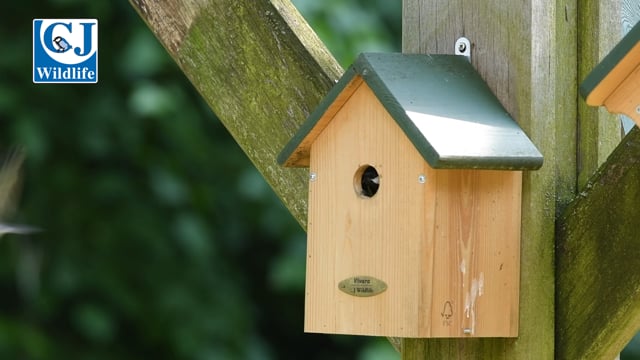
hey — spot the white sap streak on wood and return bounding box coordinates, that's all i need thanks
[464,273,484,335]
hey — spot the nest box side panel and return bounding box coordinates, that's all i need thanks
[429,169,522,337]
[305,82,435,337]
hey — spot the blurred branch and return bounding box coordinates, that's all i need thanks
[0,149,41,238]
[0,148,25,218]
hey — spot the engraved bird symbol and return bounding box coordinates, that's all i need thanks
[441,301,453,320]
[0,149,40,238]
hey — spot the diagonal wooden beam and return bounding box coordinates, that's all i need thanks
[556,127,640,360]
[128,0,342,226]
[129,0,403,353]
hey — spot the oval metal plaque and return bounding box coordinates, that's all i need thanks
[338,276,387,297]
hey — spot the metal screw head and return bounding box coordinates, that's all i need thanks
[455,37,471,62]
[309,172,317,182]
[418,174,426,184]
[636,105,640,114]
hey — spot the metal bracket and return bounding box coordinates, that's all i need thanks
[455,37,471,62]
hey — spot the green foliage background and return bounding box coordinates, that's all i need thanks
[0,0,401,359]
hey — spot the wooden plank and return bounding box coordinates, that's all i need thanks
[556,127,640,360]
[128,0,343,226]
[577,0,622,188]
[555,0,579,211]
[402,0,568,357]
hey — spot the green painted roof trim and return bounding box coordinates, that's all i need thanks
[279,53,543,170]
[580,21,640,100]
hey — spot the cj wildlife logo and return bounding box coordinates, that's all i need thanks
[33,19,98,84]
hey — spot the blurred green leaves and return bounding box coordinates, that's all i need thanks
[293,0,401,67]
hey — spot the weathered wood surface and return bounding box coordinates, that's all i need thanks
[557,127,640,360]
[577,0,622,189]
[402,0,568,358]
[129,0,342,226]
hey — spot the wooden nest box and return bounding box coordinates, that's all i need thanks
[278,53,543,338]
[581,21,640,125]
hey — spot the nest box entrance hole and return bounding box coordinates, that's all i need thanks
[354,165,379,198]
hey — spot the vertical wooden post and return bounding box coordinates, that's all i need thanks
[401,0,573,357]
[577,0,622,188]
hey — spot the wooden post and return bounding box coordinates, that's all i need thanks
[577,0,622,188]
[401,0,569,357]
[401,0,621,358]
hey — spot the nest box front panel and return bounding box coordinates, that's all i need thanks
[305,82,433,337]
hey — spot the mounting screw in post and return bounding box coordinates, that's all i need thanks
[310,172,317,182]
[455,37,471,62]
[636,105,640,114]
[418,174,426,184]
